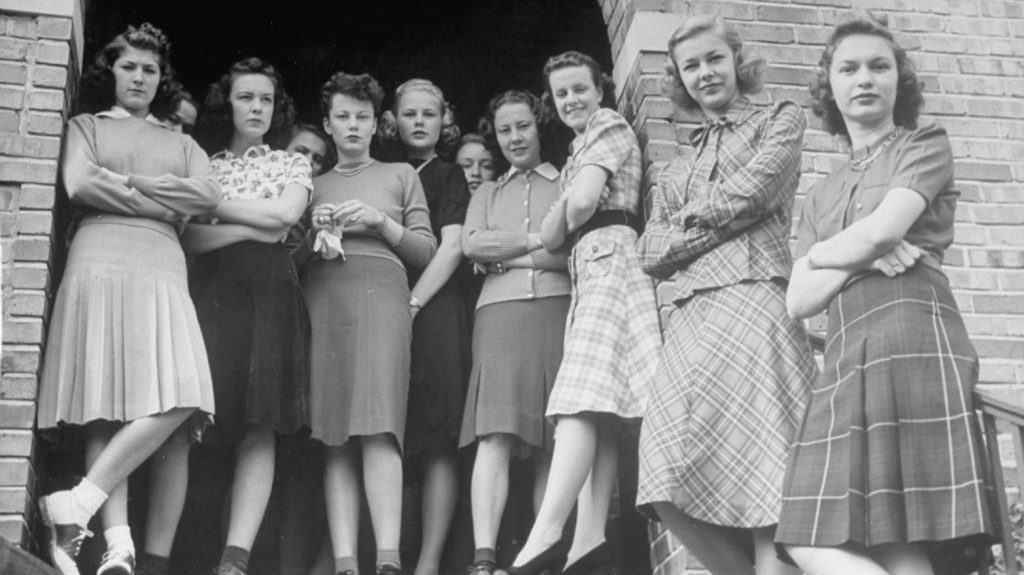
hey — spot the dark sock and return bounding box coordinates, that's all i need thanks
[334,555,358,575]
[376,549,401,569]
[473,548,497,566]
[219,545,250,573]
[135,553,169,575]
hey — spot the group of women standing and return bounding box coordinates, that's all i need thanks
[34,8,993,575]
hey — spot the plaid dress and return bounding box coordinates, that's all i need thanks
[776,123,993,560]
[545,108,662,419]
[635,99,817,526]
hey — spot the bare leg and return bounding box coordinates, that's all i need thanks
[84,408,195,494]
[751,527,800,575]
[362,433,403,553]
[873,542,933,575]
[564,423,617,567]
[472,434,514,551]
[513,416,597,567]
[413,448,458,575]
[651,502,754,575]
[324,442,360,559]
[225,424,276,550]
[144,438,190,557]
[86,422,128,531]
[786,544,888,575]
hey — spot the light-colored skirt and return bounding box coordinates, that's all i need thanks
[37,215,215,428]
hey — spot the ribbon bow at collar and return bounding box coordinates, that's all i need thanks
[688,116,735,148]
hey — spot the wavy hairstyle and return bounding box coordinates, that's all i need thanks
[541,51,617,114]
[810,11,924,140]
[77,23,181,118]
[662,15,765,113]
[319,72,385,119]
[197,57,296,152]
[289,122,335,176]
[456,132,504,175]
[378,79,461,157]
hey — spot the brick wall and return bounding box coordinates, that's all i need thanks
[0,6,77,549]
[600,1,1024,573]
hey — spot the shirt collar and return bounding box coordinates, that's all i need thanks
[211,144,272,161]
[96,106,167,128]
[688,97,759,146]
[503,162,558,183]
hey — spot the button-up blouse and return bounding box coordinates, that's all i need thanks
[637,98,806,305]
[462,163,571,310]
[564,108,643,215]
[210,144,312,202]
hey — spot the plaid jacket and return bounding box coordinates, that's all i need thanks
[637,98,806,304]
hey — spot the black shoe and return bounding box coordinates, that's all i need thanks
[468,560,496,574]
[507,541,569,575]
[562,542,615,575]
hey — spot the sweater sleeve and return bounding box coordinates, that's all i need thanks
[461,182,530,262]
[127,135,221,216]
[393,166,437,269]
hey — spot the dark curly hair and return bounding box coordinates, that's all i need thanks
[478,90,552,143]
[456,132,505,176]
[288,122,335,175]
[378,79,461,157]
[662,15,765,113]
[541,51,617,116]
[810,11,924,140]
[77,23,181,119]
[319,72,385,120]
[197,57,296,152]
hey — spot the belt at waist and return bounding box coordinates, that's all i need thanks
[575,209,643,241]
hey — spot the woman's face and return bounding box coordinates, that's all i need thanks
[494,102,542,171]
[829,34,898,129]
[396,89,442,156]
[548,65,602,134]
[455,142,496,193]
[112,45,161,117]
[287,130,329,176]
[673,31,740,117]
[323,93,376,159]
[230,73,275,142]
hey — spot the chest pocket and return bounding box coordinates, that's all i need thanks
[580,238,616,280]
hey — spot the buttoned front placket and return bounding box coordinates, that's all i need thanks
[523,169,536,299]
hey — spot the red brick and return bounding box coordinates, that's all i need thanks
[940,117,1003,138]
[756,5,821,24]
[16,210,53,235]
[27,89,64,111]
[752,44,821,66]
[0,401,34,429]
[0,374,37,401]
[5,15,37,39]
[892,13,948,32]
[968,248,1024,269]
[0,517,28,547]
[958,57,1018,77]
[955,161,1013,182]
[0,458,31,486]
[973,294,1024,314]
[37,17,72,40]
[0,38,28,61]
[974,337,1024,359]
[791,0,852,7]
[0,134,60,159]
[2,318,43,345]
[0,158,57,184]
[18,185,55,209]
[988,38,1024,58]
[947,0,979,15]
[0,345,40,374]
[25,109,61,133]
[0,213,16,236]
[34,41,69,66]
[794,26,831,45]
[0,87,24,110]
[0,109,18,132]
[9,263,49,290]
[0,185,14,210]
[922,95,967,116]
[11,236,50,262]
[669,0,754,20]
[946,267,999,290]
[0,487,29,515]
[29,65,65,89]
[1001,271,1024,292]
[6,290,45,316]
[963,313,1008,336]
[966,98,1024,119]
[916,0,952,13]
[982,184,1024,204]
[938,75,1006,97]
[0,61,27,84]
[952,224,988,245]
[734,22,795,44]
[0,431,32,458]
[764,65,814,86]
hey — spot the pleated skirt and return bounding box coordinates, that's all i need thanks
[37,217,214,429]
[637,280,816,527]
[459,296,570,456]
[303,255,411,448]
[775,265,993,566]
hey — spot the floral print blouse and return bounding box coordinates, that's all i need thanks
[210,144,312,201]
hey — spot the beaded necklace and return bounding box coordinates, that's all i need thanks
[849,127,904,171]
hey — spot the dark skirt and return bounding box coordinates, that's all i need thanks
[459,296,570,456]
[404,279,472,459]
[775,265,993,563]
[303,255,411,448]
[190,240,310,445]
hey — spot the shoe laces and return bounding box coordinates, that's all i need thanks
[100,547,133,563]
[60,526,93,558]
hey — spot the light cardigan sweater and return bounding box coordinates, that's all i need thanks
[462,163,570,310]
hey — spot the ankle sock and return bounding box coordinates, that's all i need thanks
[69,477,108,525]
[219,545,250,573]
[334,555,358,574]
[136,553,169,575]
[376,549,400,568]
[103,525,134,554]
[474,547,496,565]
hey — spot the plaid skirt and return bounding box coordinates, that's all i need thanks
[637,280,816,527]
[545,225,662,419]
[776,265,993,557]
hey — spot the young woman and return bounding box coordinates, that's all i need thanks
[634,15,817,575]
[184,57,312,575]
[459,90,571,575]
[455,133,498,194]
[302,72,436,575]
[35,23,220,575]
[379,78,473,575]
[287,122,334,176]
[508,52,662,575]
[776,12,993,575]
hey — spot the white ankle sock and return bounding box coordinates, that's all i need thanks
[104,525,134,554]
[70,477,108,525]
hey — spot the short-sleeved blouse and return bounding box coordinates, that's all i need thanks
[210,144,312,201]
[795,122,957,268]
[563,107,643,215]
